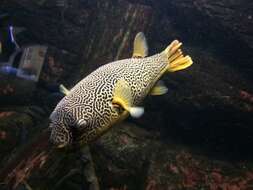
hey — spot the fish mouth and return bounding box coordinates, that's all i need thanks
[49,123,72,149]
[56,142,69,149]
[50,136,71,149]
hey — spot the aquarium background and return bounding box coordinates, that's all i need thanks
[0,0,253,189]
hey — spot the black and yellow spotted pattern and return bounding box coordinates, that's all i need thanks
[49,52,169,147]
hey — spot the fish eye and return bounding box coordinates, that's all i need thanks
[75,119,88,130]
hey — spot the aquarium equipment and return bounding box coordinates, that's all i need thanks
[0,65,17,75]
[16,45,47,82]
[0,45,47,82]
[0,24,47,82]
[9,26,20,50]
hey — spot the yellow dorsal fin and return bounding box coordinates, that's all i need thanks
[132,32,148,58]
[59,84,70,95]
[112,79,144,118]
[163,40,193,72]
[150,80,168,96]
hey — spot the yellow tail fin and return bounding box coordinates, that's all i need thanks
[164,40,193,72]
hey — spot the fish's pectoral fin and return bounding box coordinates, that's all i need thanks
[163,40,193,72]
[132,32,148,58]
[112,79,144,118]
[59,84,70,95]
[150,80,168,96]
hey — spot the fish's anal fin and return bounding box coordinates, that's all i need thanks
[59,84,70,96]
[112,79,144,118]
[132,32,148,58]
[163,40,193,72]
[150,80,168,96]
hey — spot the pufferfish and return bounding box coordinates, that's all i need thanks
[49,32,193,148]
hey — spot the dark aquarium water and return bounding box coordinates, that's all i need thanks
[0,0,253,189]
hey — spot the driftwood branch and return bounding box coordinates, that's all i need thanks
[0,128,52,189]
[80,146,100,190]
[0,125,100,190]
